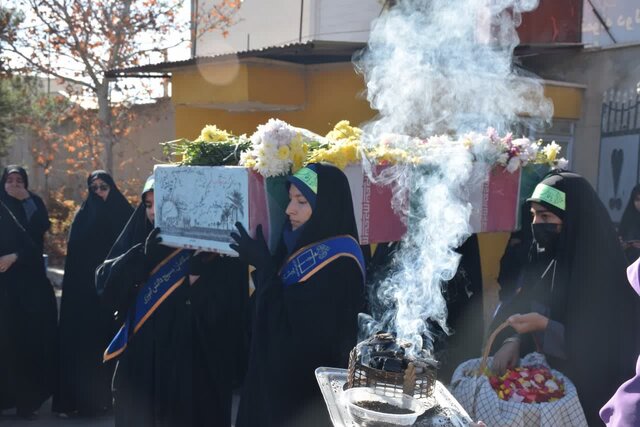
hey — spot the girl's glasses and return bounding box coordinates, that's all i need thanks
[91,184,110,192]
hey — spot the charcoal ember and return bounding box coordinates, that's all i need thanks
[382,357,403,372]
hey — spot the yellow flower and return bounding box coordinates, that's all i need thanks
[292,151,305,172]
[326,120,362,142]
[199,124,230,143]
[277,145,290,160]
[541,141,561,163]
[290,133,303,151]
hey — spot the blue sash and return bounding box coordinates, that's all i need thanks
[279,235,365,286]
[104,248,193,362]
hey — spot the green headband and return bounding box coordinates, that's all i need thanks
[531,183,566,211]
[293,167,318,194]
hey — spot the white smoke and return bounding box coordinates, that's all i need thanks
[356,0,553,355]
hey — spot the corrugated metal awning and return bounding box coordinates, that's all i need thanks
[106,40,366,78]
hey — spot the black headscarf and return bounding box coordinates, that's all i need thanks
[67,170,133,253]
[1,166,32,214]
[105,175,167,263]
[278,163,359,263]
[1,165,50,253]
[1,165,29,189]
[491,171,640,422]
[619,184,640,242]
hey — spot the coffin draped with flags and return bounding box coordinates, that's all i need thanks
[152,163,546,255]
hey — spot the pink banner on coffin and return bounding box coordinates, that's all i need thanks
[248,172,270,245]
[483,166,521,232]
[468,166,521,234]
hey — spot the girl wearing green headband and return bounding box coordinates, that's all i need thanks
[488,171,640,425]
[231,163,365,427]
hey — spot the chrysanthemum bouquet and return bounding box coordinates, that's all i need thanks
[239,119,321,177]
[163,119,568,175]
[161,124,251,166]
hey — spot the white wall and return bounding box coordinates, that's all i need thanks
[196,0,304,56]
[310,0,381,43]
[195,0,383,56]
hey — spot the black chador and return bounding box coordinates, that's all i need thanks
[53,171,133,415]
[0,200,57,417]
[234,164,366,427]
[96,180,248,427]
[489,171,640,424]
[0,166,50,254]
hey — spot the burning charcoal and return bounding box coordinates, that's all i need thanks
[383,357,403,372]
[371,357,385,370]
[371,350,400,359]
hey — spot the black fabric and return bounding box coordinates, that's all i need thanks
[0,166,51,254]
[497,203,534,302]
[0,200,58,414]
[619,184,640,264]
[237,163,365,427]
[489,171,640,425]
[435,234,484,382]
[53,171,133,415]
[96,192,248,427]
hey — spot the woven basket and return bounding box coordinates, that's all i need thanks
[346,347,436,399]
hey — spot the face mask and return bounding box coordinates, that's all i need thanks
[531,223,562,253]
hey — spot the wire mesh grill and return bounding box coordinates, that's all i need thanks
[346,348,436,399]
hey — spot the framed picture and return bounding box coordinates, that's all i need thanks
[154,165,249,255]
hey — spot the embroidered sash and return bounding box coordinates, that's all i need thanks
[279,235,365,286]
[104,248,192,362]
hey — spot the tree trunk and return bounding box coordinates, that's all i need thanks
[96,84,113,173]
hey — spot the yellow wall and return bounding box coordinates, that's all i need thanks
[173,61,374,140]
[544,83,583,120]
[170,59,582,326]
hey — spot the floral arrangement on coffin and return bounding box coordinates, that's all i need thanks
[239,118,322,177]
[161,124,251,166]
[306,120,363,169]
[308,122,568,173]
[488,365,565,403]
[161,119,569,176]
[474,128,569,172]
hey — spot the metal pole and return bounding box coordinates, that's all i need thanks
[299,0,304,42]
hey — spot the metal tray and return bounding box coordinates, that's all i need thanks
[316,367,473,427]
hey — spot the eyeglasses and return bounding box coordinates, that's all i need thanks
[91,184,110,192]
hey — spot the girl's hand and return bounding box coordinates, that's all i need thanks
[0,253,18,273]
[491,340,520,376]
[507,312,549,334]
[6,186,30,200]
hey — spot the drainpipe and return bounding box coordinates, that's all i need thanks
[299,0,304,42]
[191,0,199,58]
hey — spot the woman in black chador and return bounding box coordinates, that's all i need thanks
[0,200,57,419]
[53,171,133,416]
[95,176,248,427]
[619,184,640,264]
[1,165,50,254]
[489,171,640,425]
[231,163,366,427]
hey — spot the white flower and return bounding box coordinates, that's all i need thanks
[556,158,569,169]
[497,152,509,166]
[506,157,521,173]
